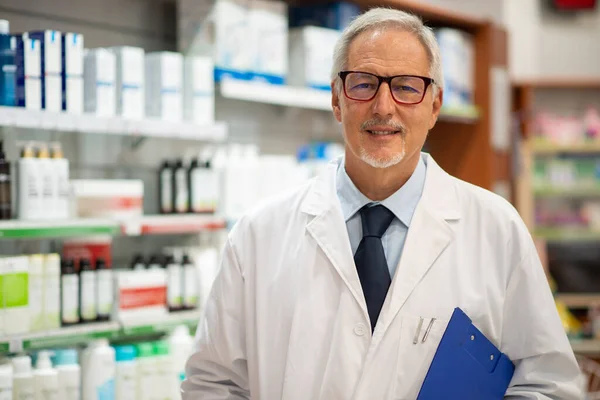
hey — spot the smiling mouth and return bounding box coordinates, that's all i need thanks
[365,130,400,135]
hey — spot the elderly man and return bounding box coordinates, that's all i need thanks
[182,8,582,399]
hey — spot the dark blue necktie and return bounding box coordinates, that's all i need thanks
[354,204,395,332]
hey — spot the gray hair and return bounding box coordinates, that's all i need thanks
[331,8,444,95]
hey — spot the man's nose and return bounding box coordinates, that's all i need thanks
[371,82,396,117]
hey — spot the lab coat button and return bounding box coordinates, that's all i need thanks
[354,324,367,336]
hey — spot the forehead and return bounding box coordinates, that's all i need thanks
[346,28,430,75]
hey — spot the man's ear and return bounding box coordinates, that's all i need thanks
[429,87,443,130]
[331,81,342,123]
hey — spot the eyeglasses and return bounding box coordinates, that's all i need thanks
[338,71,435,105]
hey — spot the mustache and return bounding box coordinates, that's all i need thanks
[361,119,406,133]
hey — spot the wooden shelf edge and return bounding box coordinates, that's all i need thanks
[352,0,485,30]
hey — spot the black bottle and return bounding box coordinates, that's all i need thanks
[0,140,11,219]
[173,159,188,214]
[95,258,113,322]
[131,253,146,270]
[188,158,200,213]
[159,160,173,214]
[79,258,97,323]
[61,259,80,326]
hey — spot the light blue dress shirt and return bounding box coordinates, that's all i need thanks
[336,155,427,278]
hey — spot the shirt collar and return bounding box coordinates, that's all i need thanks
[336,154,427,227]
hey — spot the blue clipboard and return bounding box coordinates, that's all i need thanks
[417,308,515,400]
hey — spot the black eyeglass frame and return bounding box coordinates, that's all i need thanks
[338,71,435,105]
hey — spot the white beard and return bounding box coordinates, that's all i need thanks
[358,136,406,169]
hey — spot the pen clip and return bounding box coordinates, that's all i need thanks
[422,318,436,343]
[413,317,424,345]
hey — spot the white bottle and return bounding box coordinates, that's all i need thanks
[33,351,59,400]
[135,342,155,400]
[50,143,69,220]
[18,142,42,220]
[81,339,115,400]
[36,144,54,220]
[52,349,80,400]
[28,255,46,332]
[12,355,35,400]
[113,346,136,400]
[95,258,113,321]
[60,259,79,325]
[182,254,199,309]
[44,254,61,330]
[152,341,174,400]
[0,363,12,400]
[165,255,183,311]
[173,159,188,214]
[167,325,194,397]
[79,259,97,322]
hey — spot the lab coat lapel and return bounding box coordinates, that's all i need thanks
[301,160,369,320]
[378,154,461,333]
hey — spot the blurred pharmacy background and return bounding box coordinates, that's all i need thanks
[0,0,599,398]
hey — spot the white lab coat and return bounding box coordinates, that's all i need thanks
[182,154,582,400]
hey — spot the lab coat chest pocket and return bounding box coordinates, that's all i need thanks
[394,315,448,400]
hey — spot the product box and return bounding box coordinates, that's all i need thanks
[14,33,42,109]
[44,254,61,330]
[183,56,214,124]
[289,2,360,31]
[145,51,183,122]
[112,46,145,119]
[114,269,168,324]
[0,256,30,335]
[70,179,144,219]
[28,30,62,112]
[28,254,45,332]
[248,0,288,84]
[288,26,340,91]
[63,236,113,269]
[61,33,84,113]
[0,20,16,107]
[436,28,474,108]
[84,48,116,116]
[178,0,251,82]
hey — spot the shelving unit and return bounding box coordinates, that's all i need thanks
[556,293,600,308]
[0,215,226,239]
[1,310,201,354]
[0,106,228,141]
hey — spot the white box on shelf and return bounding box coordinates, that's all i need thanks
[248,0,288,84]
[28,30,62,112]
[84,48,116,117]
[14,34,42,109]
[70,179,144,219]
[436,28,474,108]
[184,56,214,124]
[1,255,30,335]
[112,46,145,119]
[179,0,251,82]
[288,26,340,91]
[113,269,168,324]
[61,33,84,114]
[145,52,183,122]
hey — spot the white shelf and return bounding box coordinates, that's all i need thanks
[0,106,227,141]
[220,79,332,111]
[120,214,226,236]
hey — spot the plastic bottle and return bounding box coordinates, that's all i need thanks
[81,339,115,400]
[113,345,136,400]
[52,349,80,400]
[173,159,188,214]
[12,355,35,400]
[28,254,46,332]
[135,342,155,400]
[0,362,12,400]
[18,142,41,220]
[79,258,97,322]
[182,254,198,310]
[0,141,11,219]
[167,325,194,393]
[95,258,113,322]
[61,258,79,326]
[0,20,16,108]
[36,144,54,220]
[49,143,69,220]
[44,254,61,330]
[187,158,201,214]
[159,161,173,214]
[130,254,146,271]
[152,341,175,400]
[165,255,183,312]
[33,351,59,400]
[147,255,162,271]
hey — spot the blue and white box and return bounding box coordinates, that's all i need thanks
[0,20,16,107]
[248,0,287,84]
[289,2,359,31]
[28,30,62,112]
[184,56,214,124]
[112,46,145,119]
[14,33,42,109]
[84,48,116,117]
[61,33,84,114]
[288,26,340,91]
[145,51,183,122]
